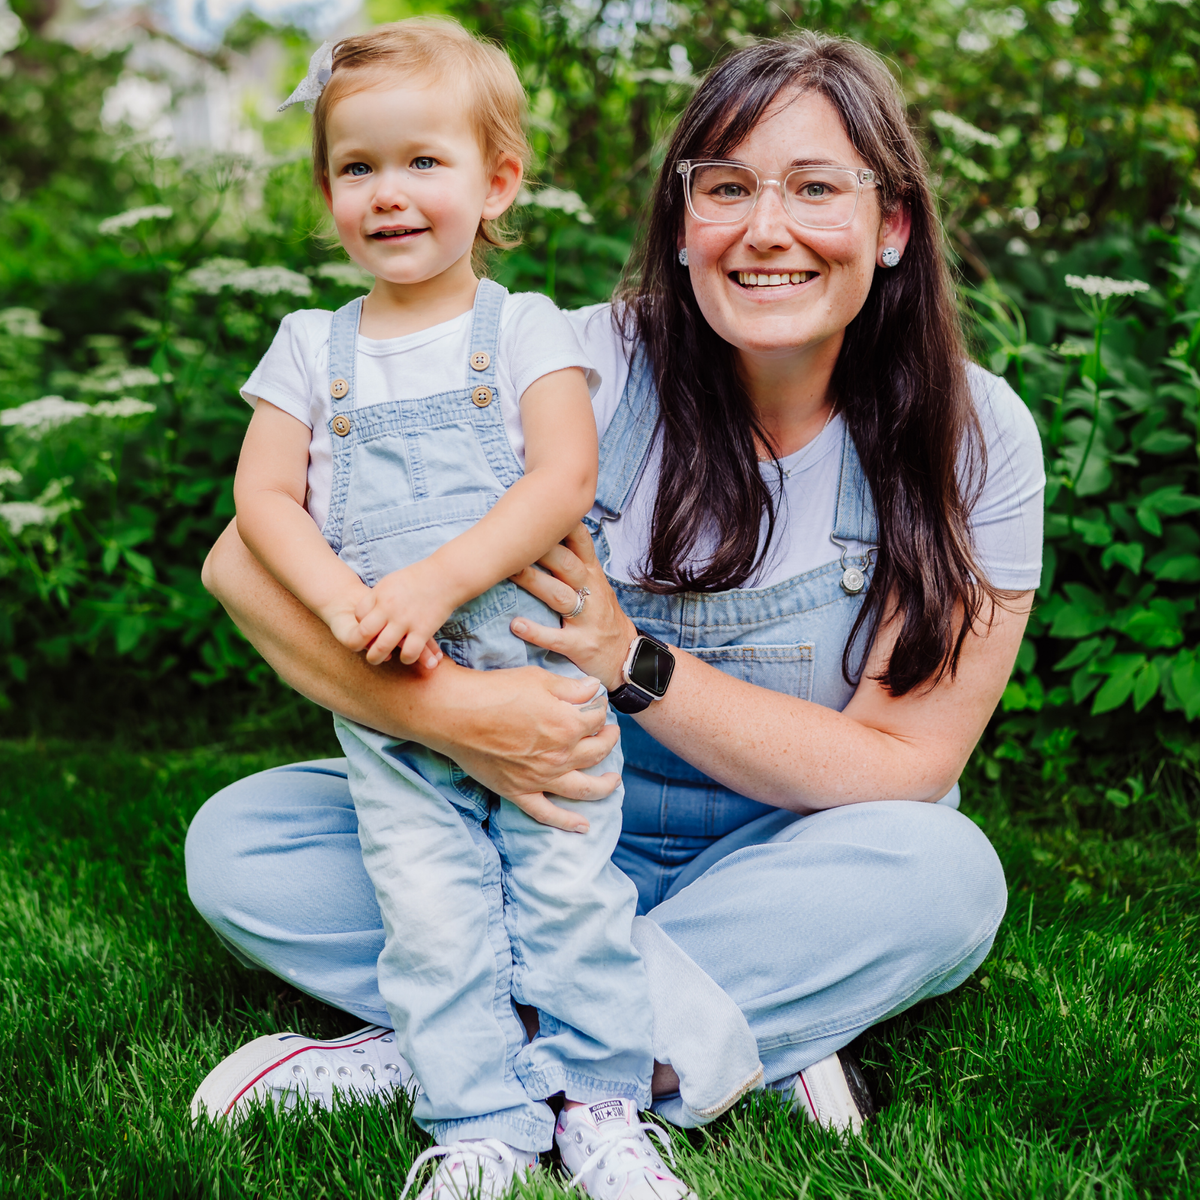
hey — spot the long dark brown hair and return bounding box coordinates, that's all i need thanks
[620,31,995,696]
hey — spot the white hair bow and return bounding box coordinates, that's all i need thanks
[279,40,336,113]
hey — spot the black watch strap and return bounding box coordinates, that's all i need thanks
[608,682,654,715]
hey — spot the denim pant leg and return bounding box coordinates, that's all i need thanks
[184,757,391,1022]
[185,761,1005,1128]
[490,757,653,1109]
[642,798,1007,1090]
[335,718,555,1151]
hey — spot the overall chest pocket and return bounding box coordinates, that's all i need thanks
[690,643,815,702]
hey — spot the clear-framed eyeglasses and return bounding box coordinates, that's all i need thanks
[676,160,877,230]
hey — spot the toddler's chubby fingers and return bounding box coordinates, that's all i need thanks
[364,624,404,666]
[353,589,378,622]
[397,629,433,666]
[509,791,590,834]
[420,638,444,670]
[356,605,389,646]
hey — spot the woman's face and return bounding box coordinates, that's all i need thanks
[681,89,910,369]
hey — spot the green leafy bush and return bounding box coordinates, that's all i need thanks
[0,0,1197,770]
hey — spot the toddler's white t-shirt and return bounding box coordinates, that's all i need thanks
[241,290,599,533]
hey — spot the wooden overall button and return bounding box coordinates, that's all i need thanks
[330,378,349,399]
[332,414,351,436]
[471,385,494,408]
[470,351,490,371]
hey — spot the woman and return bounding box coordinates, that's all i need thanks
[186,31,1043,1140]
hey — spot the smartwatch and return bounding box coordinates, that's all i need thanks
[608,629,676,715]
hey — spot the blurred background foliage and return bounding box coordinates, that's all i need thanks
[0,0,1198,816]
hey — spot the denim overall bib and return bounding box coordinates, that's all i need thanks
[321,281,651,1150]
[585,349,885,915]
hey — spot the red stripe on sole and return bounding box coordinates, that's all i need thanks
[222,1031,389,1115]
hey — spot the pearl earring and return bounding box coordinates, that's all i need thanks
[678,248,689,266]
[880,246,901,268]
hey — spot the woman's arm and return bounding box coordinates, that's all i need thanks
[201,519,621,830]
[510,525,1031,810]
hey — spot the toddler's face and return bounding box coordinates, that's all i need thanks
[323,81,513,288]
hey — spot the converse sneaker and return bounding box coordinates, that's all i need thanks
[190,1024,416,1123]
[556,1099,696,1200]
[775,1050,876,1134]
[400,1138,538,1200]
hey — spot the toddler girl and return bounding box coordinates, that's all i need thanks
[232,19,693,1200]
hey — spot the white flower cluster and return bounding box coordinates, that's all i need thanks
[0,466,22,487]
[0,502,55,535]
[0,479,80,536]
[2,396,86,430]
[182,258,313,297]
[1064,275,1151,299]
[930,110,1003,150]
[957,6,1026,53]
[517,187,595,224]
[1048,0,1079,26]
[0,395,156,432]
[98,205,174,236]
[79,366,164,393]
[0,307,57,341]
[93,397,158,418]
[314,262,374,289]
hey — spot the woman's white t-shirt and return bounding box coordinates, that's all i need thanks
[566,303,1045,592]
[240,292,598,533]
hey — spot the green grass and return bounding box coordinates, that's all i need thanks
[0,739,1197,1198]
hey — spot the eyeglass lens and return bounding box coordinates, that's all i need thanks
[687,164,863,228]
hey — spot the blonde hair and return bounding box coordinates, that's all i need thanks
[312,18,529,252]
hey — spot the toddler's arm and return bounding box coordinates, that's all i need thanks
[233,399,438,666]
[356,366,598,665]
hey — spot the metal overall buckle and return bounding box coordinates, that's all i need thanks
[830,534,877,595]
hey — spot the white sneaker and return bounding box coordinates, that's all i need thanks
[555,1099,696,1200]
[400,1138,538,1200]
[775,1050,876,1134]
[190,1024,416,1123]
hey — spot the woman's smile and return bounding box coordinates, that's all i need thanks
[732,269,820,288]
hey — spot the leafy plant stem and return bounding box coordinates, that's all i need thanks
[1070,315,1106,496]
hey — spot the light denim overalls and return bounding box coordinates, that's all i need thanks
[320,280,651,1151]
[185,325,1007,1133]
[585,349,886,917]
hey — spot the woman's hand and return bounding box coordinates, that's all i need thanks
[508,524,637,691]
[416,660,621,833]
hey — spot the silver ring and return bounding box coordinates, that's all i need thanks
[564,587,590,620]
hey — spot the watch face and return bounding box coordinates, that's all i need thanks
[628,637,674,697]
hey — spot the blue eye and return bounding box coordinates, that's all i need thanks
[412,157,437,171]
[346,163,370,177]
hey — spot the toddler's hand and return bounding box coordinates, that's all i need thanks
[355,562,455,666]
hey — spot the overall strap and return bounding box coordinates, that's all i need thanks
[589,346,659,532]
[463,277,520,490]
[466,278,506,391]
[830,421,879,546]
[327,296,364,409]
[322,297,365,555]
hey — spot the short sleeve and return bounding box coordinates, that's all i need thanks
[564,303,633,439]
[500,293,600,402]
[964,363,1046,591]
[240,310,332,429]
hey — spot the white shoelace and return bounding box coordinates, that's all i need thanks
[400,1138,526,1200]
[563,1118,679,1191]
